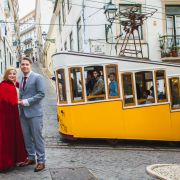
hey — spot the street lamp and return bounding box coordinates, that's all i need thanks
[104,0,117,22]
[42,31,55,43]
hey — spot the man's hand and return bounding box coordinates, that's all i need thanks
[18,99,30,106]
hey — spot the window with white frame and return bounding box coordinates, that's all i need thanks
[166,6,180,36]
[119,4,143,40]
[155,70,168,102]
[121,73,135,106]
[106,65,120,99]
[84,66,105,101]
[169,77,180,110]
[56,69,67,103]
[166,6,180,48]
[135,71,155,105]
[69,67,84,102]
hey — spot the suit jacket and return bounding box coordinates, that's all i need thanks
[19,71,45,118]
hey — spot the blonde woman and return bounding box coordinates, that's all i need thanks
[0,67,27,172]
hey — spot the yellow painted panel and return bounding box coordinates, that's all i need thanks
[57,107,73,135]
[70,101,124,138]
[122,105,172,140]
[57,101,180,141]
[171,111,180,140]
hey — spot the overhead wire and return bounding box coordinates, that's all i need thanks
[0,0,179,26]
[57,0,103,10]
[85,0,175,16]
[86,0,167,11]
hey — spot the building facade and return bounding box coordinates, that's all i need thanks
[35,0,55,65]
[55,0,108,55]
[113,0,180,62]
[20,10,37,60]
[41,0,180,75]
[0,0,20,78]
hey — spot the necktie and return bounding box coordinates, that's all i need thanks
[23,77,27,90]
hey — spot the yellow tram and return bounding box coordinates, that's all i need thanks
[52,52,180,141]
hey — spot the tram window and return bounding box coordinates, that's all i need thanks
[69,67,84,102]
[56,69,67,103]
[122,73,135,106]
[84,66,105,101]
[135,71,155,105]
[169,77,180,109]
[106,65,120,98]
[155,70,168,102]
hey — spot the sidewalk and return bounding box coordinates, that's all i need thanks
[0,164,97,180]
[146,164,180,180]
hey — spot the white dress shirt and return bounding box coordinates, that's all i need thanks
[22,71,32,106]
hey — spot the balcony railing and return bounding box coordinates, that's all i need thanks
[159,35,180,58]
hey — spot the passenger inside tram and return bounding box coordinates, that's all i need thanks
[85,71,94,96]
[109,72,118,96]
[91,70,105,96]
[145,90,154,104]
[135,71,155,104]
[106,65,119,98]
[122,74,135,105]
[156,80,165,100]
[150,86,154,97]
[169,78,180,108]
[155,70,167,101]
[57,69,67,102]
[84,66,105,101]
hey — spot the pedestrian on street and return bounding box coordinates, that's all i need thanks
[18,57,46,172]
[0,67,27,172]
[32,56,35,63]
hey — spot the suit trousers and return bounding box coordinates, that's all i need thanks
[20,110,45,163]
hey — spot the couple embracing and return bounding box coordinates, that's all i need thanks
[0,57,45,172]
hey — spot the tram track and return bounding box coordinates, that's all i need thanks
[45,137,180,152]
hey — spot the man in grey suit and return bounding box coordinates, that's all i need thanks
[18,57,45,172]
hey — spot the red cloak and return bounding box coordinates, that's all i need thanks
[0,80,27,172]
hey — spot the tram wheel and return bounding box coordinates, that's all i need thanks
[106,139,119,145]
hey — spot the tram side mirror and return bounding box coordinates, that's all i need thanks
[51,76,56,81]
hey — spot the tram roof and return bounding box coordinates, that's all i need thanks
[52,51,180,69]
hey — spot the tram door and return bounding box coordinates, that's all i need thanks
[56,69,70,134]
[169,77,180,140]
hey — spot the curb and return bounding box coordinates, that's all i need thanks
[146,164,180,180]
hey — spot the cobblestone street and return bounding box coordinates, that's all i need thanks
[1,64,180,180]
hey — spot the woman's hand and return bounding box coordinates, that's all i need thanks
[18,100,22,105]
